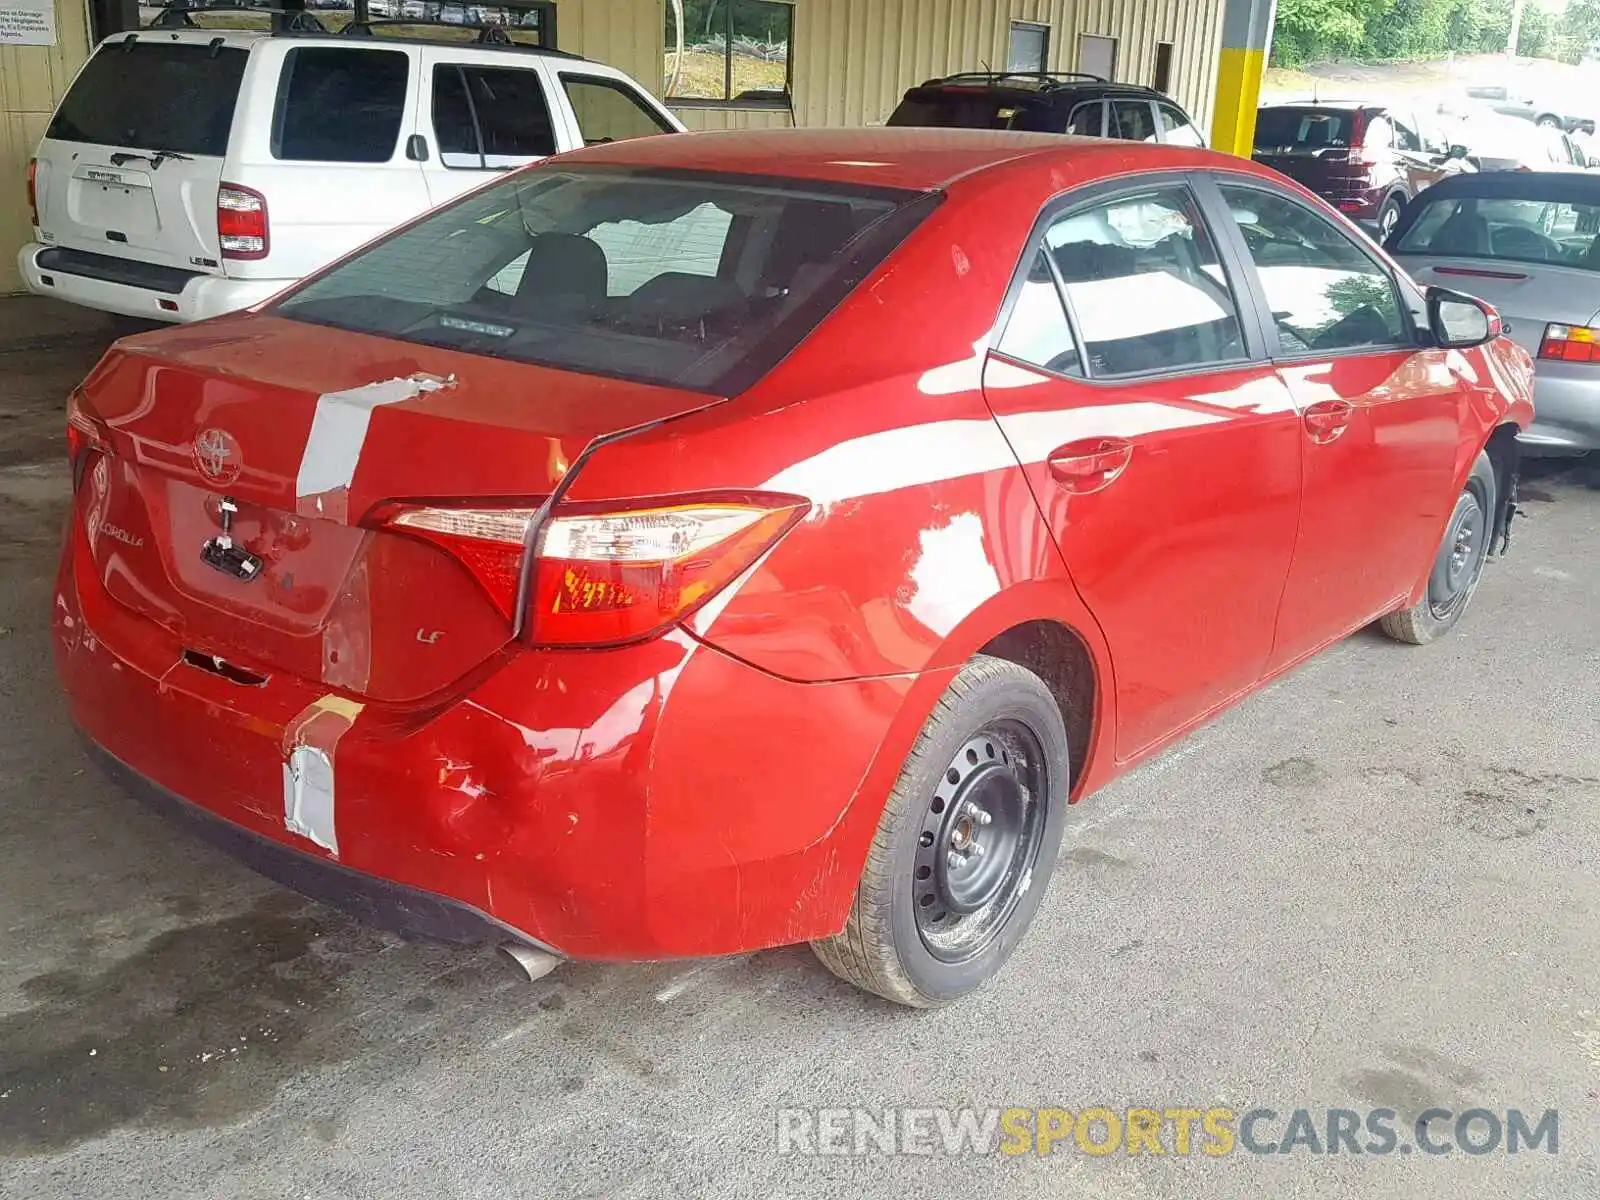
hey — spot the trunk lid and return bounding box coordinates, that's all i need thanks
[75,315,721,703]
[35,36,251,275]
[1252,150,1367,199]
[1396,256,1600,354]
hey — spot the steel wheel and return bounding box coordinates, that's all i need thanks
[911,722,1046,964]
[1429,488,1487,619]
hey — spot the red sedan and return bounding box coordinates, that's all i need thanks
[56,130,1534,1006]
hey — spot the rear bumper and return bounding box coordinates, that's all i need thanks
[86,739,557,952]
[1522,365,1600,454]
[17,242,287,323]
[55,514,914,960]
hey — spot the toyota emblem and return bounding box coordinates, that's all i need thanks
[193,428,242,486]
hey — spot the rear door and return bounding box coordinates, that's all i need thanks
[33,37,249,276]
[1207,177,1464,667]
[1108,98,1158,143]
[981,178,1303,760]
[417,50,563,207]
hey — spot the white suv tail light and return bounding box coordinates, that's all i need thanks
[217,183,269,260]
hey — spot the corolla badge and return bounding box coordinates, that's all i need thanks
[193,428,242,486]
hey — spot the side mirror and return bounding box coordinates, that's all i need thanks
[1428,287,1501,348]
[1449,143,1470,159]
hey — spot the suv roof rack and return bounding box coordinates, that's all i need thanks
[146,3,329,32]
[924,70,1111,88]
[339,16,580,55]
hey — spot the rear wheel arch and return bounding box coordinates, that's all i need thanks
[977,619,1099,792]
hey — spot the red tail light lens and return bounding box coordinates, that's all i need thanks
[26,158,38,227]
[378,496,808,642]
[217,183,269,259]
[1539,323,1600,363]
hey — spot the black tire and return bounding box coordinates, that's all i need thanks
[811,654,1069,1007]
[1376,195,1404,242]
[1379,452,1496,645]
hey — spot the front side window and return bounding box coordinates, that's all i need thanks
[1395,194,1600,270]
[275,167,933,394]
[561,76,675,145]
[432,65,556,169]
[1221,184,1408,354]
[274,48,409,163]
[664,0,793,105]
[1042,186,1246,376]
[1157,102,1204,147]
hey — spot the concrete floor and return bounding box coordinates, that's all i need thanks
[1,297,1598,1199]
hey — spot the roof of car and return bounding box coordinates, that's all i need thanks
[1259,100,1377,111]
[551,127,1217,191]
[1402,169,1600,203]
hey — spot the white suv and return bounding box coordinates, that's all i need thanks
[19,24,683,323]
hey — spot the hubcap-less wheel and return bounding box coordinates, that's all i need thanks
[1429,491,1486,619]
[1380,203,1400,238]
[912,724,1045,964]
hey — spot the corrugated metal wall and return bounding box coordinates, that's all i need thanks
[0,0,91,293]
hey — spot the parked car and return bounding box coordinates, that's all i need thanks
[887,71,1207,146]
[18,22,682,324]
[1452,114,1595,174]
[1463,84,1596,136]
[1253,101,1471,239]
[57,129,1533,1007]
[1387,170,1600,455]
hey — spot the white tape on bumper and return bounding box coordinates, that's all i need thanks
[296,374,451,503]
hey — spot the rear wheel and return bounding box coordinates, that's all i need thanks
[811,655,1069,1007]
[1379,452,1496,645]
[1536,114,1563,130]
[1376,195,1404,241]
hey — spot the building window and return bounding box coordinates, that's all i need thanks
[1008,22,1050,73]
[1079,33,1117,82]
[1153,41,1174,93]
[665,1,793,106]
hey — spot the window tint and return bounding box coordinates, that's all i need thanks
[46,42,247,156]
[276,167,932,394]
[1043,186,1245,376]
[1157,102,1204,146]
[1111,100,1157,142]
[887,93,1050,131]
[1254,108,1352,151]
[432,65,556,168]
[996,250,1082,376]
[1067,102,1104,136]
[274,48,409,163]
[1221,185,1408,354]
[561,76,673,145]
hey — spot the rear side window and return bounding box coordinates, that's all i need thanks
[46,41,247,156]
[1067,102,1104,136]
[275,167,936,394]
[561,76,674,145]
[1043,186,1246,376]
[1110,100,1156,142]
[433,65,556,168]
[274,48,409,163]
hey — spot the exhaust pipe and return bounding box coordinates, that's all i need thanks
[499,942,562,983]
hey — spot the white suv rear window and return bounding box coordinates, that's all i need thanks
[46,41,248,156]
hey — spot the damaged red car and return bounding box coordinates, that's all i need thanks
[56,129,1534,1007]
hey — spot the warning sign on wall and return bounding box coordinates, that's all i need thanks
[0,0,56,46]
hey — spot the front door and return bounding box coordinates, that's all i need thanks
[982,180,1302,760]
[416,51,563,207]
[1207,179,1464,669]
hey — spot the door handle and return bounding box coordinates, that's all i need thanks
[1302,399,1353,444]
[1046,437,1133,494]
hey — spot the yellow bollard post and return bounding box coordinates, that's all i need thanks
[1210,0,1276,157]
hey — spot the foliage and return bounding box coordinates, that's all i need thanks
[1269,0,1591,67]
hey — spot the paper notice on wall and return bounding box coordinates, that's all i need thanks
[0,0,56,46]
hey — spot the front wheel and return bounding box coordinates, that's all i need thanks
[811,655,1069,1007]
[1379,452,1496,645]
[1536,114,1563,130]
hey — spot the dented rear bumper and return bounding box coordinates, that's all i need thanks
[54,517,916,960]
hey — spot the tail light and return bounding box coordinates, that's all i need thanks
[377,496,809,643]
[217,183,269,259]
[26,158,38,227]
[1538,323,1600,363]
[66,392,111,494]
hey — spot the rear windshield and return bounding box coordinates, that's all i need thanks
[47,41,247,156]
[888,91,1052,132]
[1395,195,1600,270]
[275,166,937,394]
[1254,109,1355,153]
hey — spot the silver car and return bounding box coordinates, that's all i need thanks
[1386,171,1600,454]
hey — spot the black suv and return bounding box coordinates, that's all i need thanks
[886,72,1206,146]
